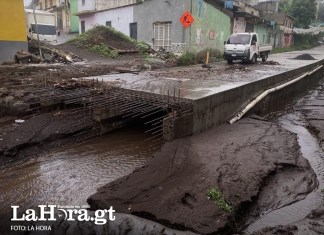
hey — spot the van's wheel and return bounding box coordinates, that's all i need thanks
[262,52,268,62]
[250,54,257,64]
[227,59,233,64]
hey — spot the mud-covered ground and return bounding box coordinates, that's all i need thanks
[1,46,324,234]
[85,82,324,234]
[249,84,324,235]
[87,116,317,234]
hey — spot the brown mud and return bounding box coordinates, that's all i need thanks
[0,110,94,164]
[248,84,324,234]
[87,117,317,234]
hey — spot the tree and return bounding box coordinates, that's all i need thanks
[289,0,317,28]
[318,3,324,22]
[279,0,292,13]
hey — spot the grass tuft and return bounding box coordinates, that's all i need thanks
[207,187,234,213]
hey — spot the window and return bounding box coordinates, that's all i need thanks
[82,0,85,5]
[50,0,53,7]
[153,22,172,51]
[130,22,137,40]
[106,21,112,27]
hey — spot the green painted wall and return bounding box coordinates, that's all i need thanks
[254,24,270,44]
[70,0,79,33]
[186,0,231,55]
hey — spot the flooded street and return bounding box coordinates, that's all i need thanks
[0,128,154,217]
[246,112,324,232]
[245,84,324,233]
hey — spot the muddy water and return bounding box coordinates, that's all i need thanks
[0,128,154,217]
[246,111,324,232]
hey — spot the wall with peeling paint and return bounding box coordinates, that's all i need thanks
[133,0,186,45]
[254,24,271,44]
[188,0,231,54]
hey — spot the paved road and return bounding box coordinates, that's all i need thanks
[84,46,324,100]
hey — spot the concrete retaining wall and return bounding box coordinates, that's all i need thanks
[173,60,324,138]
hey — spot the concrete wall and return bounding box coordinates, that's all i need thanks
[0,0,28,63]
[70,0,79,33]
[133,0,186,44]
[79,5,134,36]
[190,60,324,135]
[233,17,246,33]
[95,6,134,36]
[254,24,270,44]
[78,0,96,12]
[0,41,28,63]
[188,0,231,54]
[79,14,96,32]
[96,0,137,11]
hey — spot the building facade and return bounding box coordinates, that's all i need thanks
[0,0,27,63]
[37,0,79,33]
[77,0,231,54]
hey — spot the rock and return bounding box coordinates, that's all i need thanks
[3,96,15,106]
[13,90,28,99]
[0,88,9,97]
[12,101,28,112]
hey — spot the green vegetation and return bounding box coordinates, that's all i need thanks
[69,25,137,58]
[196,48,222,63]
[278,0,317,28]
[321,188,324,193]
[207,187,234,213]
[137,41,151,54]
[319,3,324,23]
[290,0,317,28]
[273,33,323,54]
[279,0,291,13]
[89,43,118,58]
[177,52,196,66]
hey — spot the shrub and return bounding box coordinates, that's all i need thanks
[196,48,222,63]
[207,187,234,213]
[137,41,151,53]
[177,52,196,66]
[89,43,118,58]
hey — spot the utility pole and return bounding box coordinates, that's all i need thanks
[65,0,69,33]
[32,0,43,60]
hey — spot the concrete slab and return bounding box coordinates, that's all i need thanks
[85,46,324,101]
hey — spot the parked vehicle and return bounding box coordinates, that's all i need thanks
[224,33,272,64]
[25,9,58,43]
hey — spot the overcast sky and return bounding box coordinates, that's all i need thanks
[24,0,32,6]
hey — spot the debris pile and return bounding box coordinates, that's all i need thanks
[53,78,94,90]
[225,64,250,72]
[70,25,138,56]
[29,42,83,63]
[9,42,83,65]
[293,53,316,60]
[149,48,177,60]
[261,60,280,65]
[14,50,41,64]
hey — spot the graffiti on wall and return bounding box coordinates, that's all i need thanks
[190,0,230,52]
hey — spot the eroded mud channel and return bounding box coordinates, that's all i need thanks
[1,83,324,234]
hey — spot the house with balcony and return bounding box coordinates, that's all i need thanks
[257,0,295,48]
[76,0,232,55]
[37,0,79,33]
